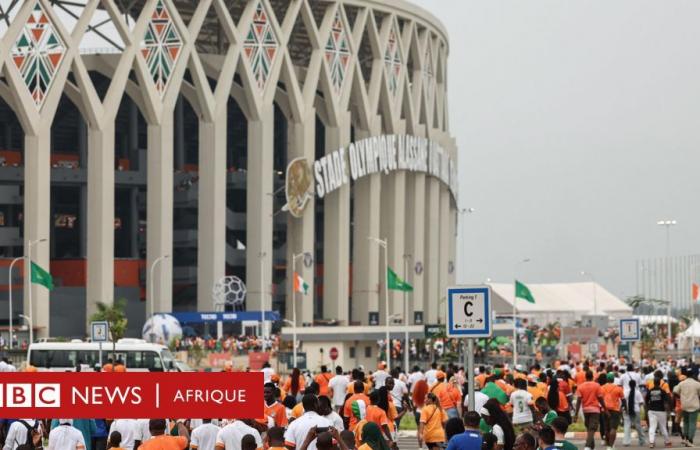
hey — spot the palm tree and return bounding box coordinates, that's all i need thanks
[90,298,129,361]
[626,295,669,313]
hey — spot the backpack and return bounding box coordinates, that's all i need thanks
[15,420,38,450]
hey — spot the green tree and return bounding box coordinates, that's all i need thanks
[90,298,129,361]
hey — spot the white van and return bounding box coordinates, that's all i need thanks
[27,338,178,372]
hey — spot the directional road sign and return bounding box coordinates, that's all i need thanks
[91,321,109,343]
[446,286,492,338]
[619,318,641,342]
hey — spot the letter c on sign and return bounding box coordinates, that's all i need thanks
[464,301,473,317]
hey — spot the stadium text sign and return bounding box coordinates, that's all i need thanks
[314,134,458,199]
[0,372,262,418]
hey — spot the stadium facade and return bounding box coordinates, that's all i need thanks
[0,0,458,341]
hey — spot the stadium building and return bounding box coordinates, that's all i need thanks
[0,0,458,353]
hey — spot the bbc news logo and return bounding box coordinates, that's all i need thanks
[0,373,262,418]
[0,384,61,407]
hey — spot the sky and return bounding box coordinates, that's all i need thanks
[413,0,700,300]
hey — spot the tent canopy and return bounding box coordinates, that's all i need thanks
[681,318,700,338]
[489,282,632,317]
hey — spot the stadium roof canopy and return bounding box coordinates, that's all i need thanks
[488,282,633,318]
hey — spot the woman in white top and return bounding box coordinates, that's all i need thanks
[623,380,647,447]
[318,396,345,430]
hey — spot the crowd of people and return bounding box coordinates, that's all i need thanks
[170,336,280,355]
[2,357,700,450]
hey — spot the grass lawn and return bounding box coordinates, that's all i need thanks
[401,413,418,431]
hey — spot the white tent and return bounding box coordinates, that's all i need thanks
[681,319,700,338]
[489,281,633,325]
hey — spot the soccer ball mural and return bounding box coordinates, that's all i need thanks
[142,313,183,343]
[212,276,247,309]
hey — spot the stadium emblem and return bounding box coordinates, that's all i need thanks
[284,157,314,218]
[415,261,424,275]
[213,276,247,308]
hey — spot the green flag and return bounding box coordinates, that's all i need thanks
[387,267,413,292]
[515,280,535,303]
[31,261,54,291]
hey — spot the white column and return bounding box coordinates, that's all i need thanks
[197,113,227,311]
[424,177,441,324]
[380,169,406,319]
[246,105,274,311]
[86,124,116,321]
[448,203,457,287]
[286,108,315,325]
[24,129,51,338]
[405,171,426,323]
[147,116,174,314]
[323,111,351,323]
[438,186,451,323]
[351,122,381,325]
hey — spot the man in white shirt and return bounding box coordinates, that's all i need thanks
[464,388,490,413]
[407,366,425,388]
[190,419,219,450]
[48,419,85,450]
[372,362,390,388]
[387,373,409,431]
[261,362,275,384]
[509,379,535,431]
[284,395,332,450]
[108,419,139,450]
[620,364,643,395]
[3,419,42,450]
[328,366,350,412]
[215,420,262,450]
[425,362,439,385]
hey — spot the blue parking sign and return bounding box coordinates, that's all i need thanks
[619,318,640,342]
[447,286,492,338]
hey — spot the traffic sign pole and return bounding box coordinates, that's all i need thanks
[447,286,492,413]
[467,338,475,412]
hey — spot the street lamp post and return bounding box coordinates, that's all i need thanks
[402,254,412,372]
[290,252,312,368]
[149,255,170,320]
[658,219,677,342]
[513,258,531,369]
[25,238,47,345]
[458,208,476,375]
[7,256,24,350]
[19,314,32,348]
[369,237,390,373]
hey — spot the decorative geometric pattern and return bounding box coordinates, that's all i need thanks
[141,0,183,97]
[243,1,279,92]
[11,2,66,108]
[384,25,402,98]
[424,43,435,106]
[325,11,351,94]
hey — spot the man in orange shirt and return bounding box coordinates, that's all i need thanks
[137,419,188,449]
[429,372,461,419]
[314,366,333,397]
[343,380,371,430]
[475,367,490,389]
[574,370,607,450]
[600,372,624,449]
[366,390,394,445]
[264,383,288,428]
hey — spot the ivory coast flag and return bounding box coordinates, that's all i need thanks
[293,272,309,295]
[693,282,699,302]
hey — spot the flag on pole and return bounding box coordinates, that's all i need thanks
[387,267,413,292]
[31,261,54,291]
[515,280,535,303]
[293,272,309,295]
[693,282,699,302]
